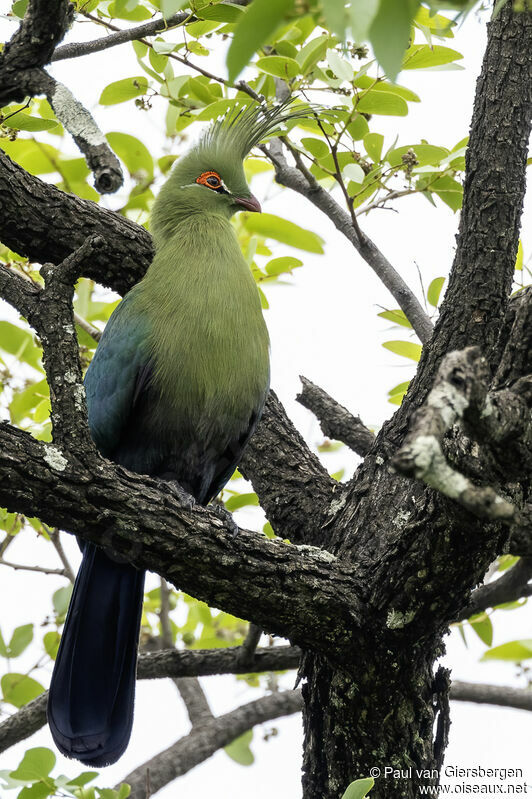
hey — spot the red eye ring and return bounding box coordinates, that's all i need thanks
[196,171,222,189]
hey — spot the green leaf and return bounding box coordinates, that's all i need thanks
[357,91,408,116]
[0,139,61,175]
[427,276,445,307]
[227,0,294,82]
[363,132,384,162]
[225,492,259,511]
[10,378,48,424]
[296,35,329,74]
[12,0,29,17]
[431,174,463,211]
[382,340,422,361]
[342,777,375,799]
[386,143,449,168]
[18,783,54,799]
[469,614,493,647]
[255,55,299,79]
[343,163,365,183]
[1,674,45,708]
[99,77,148,106]
[109,0,151,19]
[6,624,33,658]
[66,773,98,788]
[188,40,209,56]
[199,3,245,22]
[370,0,420,81]
[0,627,7,657]
[301,137,329,158]
[347,114,370,140]
[244,213,324,253]
[515,239,523,271]
[378,309,412,329]
[53,584,73,618]
[106,132,154,178]
[265,256,303,276]
[160,0,187,18]
[0,321,42,372]
[348,0,380,42]
[2,110,58,132]
[326,48,354,82]
[414,6,455,37]
[10,747,55,782]
[403,44,463,70]
[353,75,420,103]
[43,631,60,660]
[224,730,254,766]
[388,380,410,405]
[481,639,532,662]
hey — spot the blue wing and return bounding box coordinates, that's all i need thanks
[84,290,151,459]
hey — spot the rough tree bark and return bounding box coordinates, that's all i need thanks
[0,3,531,799]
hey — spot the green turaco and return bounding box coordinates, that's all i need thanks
[47,102,302,766]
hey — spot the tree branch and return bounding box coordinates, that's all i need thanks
[0,0,71,84]
[0,645,300,754]
[450,681,532,713]
[0,422,364,659]
[0,150,152,294]
[262,139,433,344]
[457,557,532,621]
[239,390,337,545]
[387,3,532,435]
[159,578,213,727]
[297,376,375,457]
[119,690,303,798]
[393,347,517,522]
[52,10,191,62]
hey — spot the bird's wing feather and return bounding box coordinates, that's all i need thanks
[84,292,151,458]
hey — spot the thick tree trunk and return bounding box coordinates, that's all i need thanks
[299,5,532,797]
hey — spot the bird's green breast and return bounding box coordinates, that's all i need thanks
[135,213,270,439]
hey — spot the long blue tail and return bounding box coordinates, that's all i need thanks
[47,542,145,766]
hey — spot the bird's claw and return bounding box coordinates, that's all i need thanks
[211,502,239,537]
[163,480,196,511]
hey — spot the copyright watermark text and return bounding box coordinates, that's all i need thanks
[368,765,529,795]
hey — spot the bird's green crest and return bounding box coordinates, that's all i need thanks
[198,98,311,160]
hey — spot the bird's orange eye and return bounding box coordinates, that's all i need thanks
[196,171,222,190]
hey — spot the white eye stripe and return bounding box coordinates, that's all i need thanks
[181,180,230,192]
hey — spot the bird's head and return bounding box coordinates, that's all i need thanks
[151,101,307,245]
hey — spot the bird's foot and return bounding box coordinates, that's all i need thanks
[162,479,196,511]
[210,501,239,537]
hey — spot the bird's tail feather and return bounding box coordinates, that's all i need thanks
[47,542,145,767]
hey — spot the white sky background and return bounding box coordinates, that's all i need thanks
[0,3,531,797]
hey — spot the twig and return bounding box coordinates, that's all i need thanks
[457,557,532,620]
[262,139,434,344]
[236,623,263,666]
[297,376,375,457]
[73,311,102,343]
[450,681,532,712]
[160,577,214,726]
[48,526,75,584]
[47,78,123,194]
[0,558,68,577]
